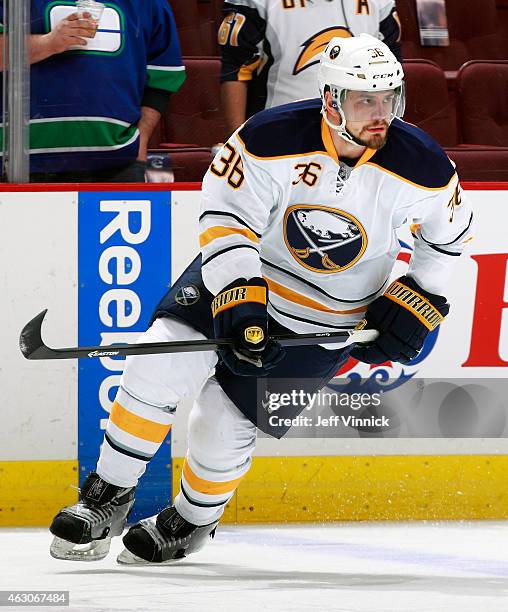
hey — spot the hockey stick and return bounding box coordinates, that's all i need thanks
[19,309,378,360]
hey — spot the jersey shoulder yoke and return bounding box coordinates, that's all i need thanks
[237,99,325,159]
[367,119,456,189]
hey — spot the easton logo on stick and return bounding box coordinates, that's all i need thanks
[88,350,120,358]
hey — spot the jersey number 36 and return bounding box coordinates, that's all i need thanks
[210,143,245,189]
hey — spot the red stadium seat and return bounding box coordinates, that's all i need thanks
[197,0,221,55]
[147,147,212,182]
[170,0,220,56]
[402,59,459,146]
[212,0,225,23]
[160,57,225,148]
[170,0,206,56]
[497,0,508,42]
[397,0,506,72]
[445,146,508,180]
[170,148,214,181]
[456,61,508,146]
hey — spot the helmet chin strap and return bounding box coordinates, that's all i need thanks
[320,106,368,148]
[321,103,399,149]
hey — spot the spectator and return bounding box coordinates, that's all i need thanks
[220,0,402,138]
[0,0,185,182]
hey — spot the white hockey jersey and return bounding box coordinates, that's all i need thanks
[199,99,474,334]
[220,0,401,111]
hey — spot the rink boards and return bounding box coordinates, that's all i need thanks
[0,183,507,526]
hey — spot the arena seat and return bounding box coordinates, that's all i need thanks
[497,0,508,42]
[402,59,458,146]
[161,57,225,148]
[445,146,508,180]
[211,0,225,23]
[396,0,506,72]
[170,0,207,56]
[456,61,508,146]
[197,0,221,55]
[170,0,220,56]
[150,146,508,182]
[171,149,214,181]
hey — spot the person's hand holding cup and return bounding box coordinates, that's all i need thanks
[75,0,105,39]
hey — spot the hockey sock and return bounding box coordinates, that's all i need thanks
[174,453,251,526]
[96,386,174,487]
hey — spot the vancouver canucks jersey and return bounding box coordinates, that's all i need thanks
[199,99,474,334]
[220,0,401,113]
[0,0,185,173]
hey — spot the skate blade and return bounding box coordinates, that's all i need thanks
[50,536,112,561]
[116,548,181,566]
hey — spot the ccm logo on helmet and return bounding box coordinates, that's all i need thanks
[373,73,394,79]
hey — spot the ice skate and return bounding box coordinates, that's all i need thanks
[117,505,218,564]
[49,472,135,561]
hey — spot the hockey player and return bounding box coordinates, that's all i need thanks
[49,34,473,564]
[220,0,402,136]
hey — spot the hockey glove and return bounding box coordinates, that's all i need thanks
[350,275,449,365]
[211,277,285,376]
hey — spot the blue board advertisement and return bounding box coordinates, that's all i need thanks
[78,191,172,521]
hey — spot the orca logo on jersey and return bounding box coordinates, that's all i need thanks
[284,204,367,273]
[293,27,352,75]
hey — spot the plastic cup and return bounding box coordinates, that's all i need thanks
[75,0,105,38]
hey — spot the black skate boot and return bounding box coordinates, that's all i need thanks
[49,472,135,561]
[117,505,218,565]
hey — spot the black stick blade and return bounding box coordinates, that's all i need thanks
[20,309,49,360]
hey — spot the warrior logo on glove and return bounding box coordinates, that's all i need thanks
[211,285,265,316]
[351,275,449,365]
[384,280,445,331]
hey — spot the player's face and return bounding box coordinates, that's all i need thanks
[342,90,396,149]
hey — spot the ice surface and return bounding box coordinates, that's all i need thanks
[1,522,507,612]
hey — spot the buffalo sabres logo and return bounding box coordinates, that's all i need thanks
[284,205,367,273]
[293,27,352,76]
[175,285,200,306]
[329,45,341,60]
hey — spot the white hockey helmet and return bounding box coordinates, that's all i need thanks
[317,33,405,144]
